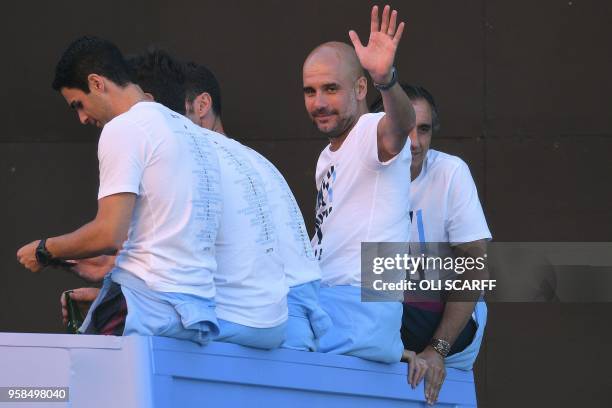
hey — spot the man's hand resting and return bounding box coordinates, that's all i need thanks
[418,346,447,405]
[402,349,429,390]
[69,255,115,282]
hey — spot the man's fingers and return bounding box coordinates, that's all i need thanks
[60,293,67,316]
[430,370,446,404]
[427,369,441,405]
[370,5,380,33]
[410,363,419,388]
[388,9,398,35]
[425,368,444,405]
[348,30,364,52]
[393,21,406,44]
[393,21,406,45]
[60,291,70,326]
[424,370,434,403]
[415,360,428,387]
[380,5,390,33]
[28,262,42,273]
[407,359,416,388]
[70,287,100,302]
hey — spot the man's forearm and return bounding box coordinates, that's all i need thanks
[432,240,488,346]
[431,300,476,346]
[45,220,122,260]
[380,81,415,137]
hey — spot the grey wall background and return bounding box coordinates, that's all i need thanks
[1,1,611,406]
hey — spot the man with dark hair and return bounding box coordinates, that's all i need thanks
[181,61,333,352]
[19,36,223,344]
[60,47,292,350]
[52,36,132,94]
[301,4,428,378]
[62,49,332,351]
[126,50,330,351]
[371,84,491,405]
[126,48,186,113]
[183,62,224,133]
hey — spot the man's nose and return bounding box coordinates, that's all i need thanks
[409,128,419,149]
[313,92,328,109]
[77,111,89,125]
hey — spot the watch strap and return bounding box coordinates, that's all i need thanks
[373,67,398,91]
[36,239,52,266]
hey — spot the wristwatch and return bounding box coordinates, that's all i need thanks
[373,67,398,91]
[35,239,55,267]
[430,338,451,358]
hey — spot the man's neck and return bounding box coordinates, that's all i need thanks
[211,117,225,135]
[411,163,423,181]
[201,115,225,136]
[329,131,351,152]
[110,84,148,117]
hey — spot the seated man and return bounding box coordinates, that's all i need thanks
[371,85,491,405]
[62,49,331,350]
[301,4,428,385]
[180,61,332,351]
[18,36,222,344]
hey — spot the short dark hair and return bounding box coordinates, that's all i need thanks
[126,48,187,114]
[52,36,132,93]
[370,84,440,133]
[184,62,222,116]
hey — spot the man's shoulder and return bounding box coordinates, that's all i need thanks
[427,149,469,175]
[103,102,164,132]
[353,112,385,133]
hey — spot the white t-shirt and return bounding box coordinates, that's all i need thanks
[98,102,221,299]
[208,135,288,328]
[244,146,322,287]
[312,112,412,286]
[410,149,491,281]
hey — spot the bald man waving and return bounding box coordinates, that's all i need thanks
[303,4,426,386]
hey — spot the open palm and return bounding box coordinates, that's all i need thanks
[349,5,405,84]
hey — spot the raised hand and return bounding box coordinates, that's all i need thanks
[348,5,405,85]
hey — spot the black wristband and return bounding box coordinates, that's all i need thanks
[373,67,398,91]
[35,239,52,266]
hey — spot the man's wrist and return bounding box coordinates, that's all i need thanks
[373,67,397,91]
[429,338,451,358]
[36,238,67,267]
[35,239,53,266]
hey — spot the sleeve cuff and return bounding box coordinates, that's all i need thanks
[98,185,139,200]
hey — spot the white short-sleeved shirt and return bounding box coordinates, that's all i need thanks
[98,102,221,299]
[312,112,412,286]
[410,149,491,281]
[209,135,288,328]
[244,147,322,287]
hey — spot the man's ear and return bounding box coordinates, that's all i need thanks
[195,92,213,118]
[356,76,368,101]
[87,74,105,93]
[143,93,154,101]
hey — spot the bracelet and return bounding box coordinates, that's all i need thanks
[373,67,398,91]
